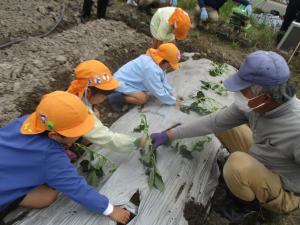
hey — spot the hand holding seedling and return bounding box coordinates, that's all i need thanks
[133,114,165,192]
[109,207,131,224]
[134,136,148,149]
[150,132,169,149]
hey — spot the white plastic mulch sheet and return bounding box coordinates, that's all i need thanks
[16,55,236,225]
[253,13,283,31]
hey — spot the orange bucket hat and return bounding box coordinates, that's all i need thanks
[67,60,120,98]
[146,43,181,70]
[20,91,95,137]
[168,8,191,40]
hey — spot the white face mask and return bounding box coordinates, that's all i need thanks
[233,92,267,112]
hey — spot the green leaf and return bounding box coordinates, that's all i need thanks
[209,63,228,77]
[95,167,104,178]
[140,154,151,166]
[196,90,205,98]
[148,168,155,186]
[89,151,94,161]
[109,167,116,174]
[154,172,165,192]
[179,145,193,159]
[133,125,145,133]
[133,114,149,134]
[200,80,228,96]
[87,170,99,187]
[80,160,90,172]
[192,141,205,152]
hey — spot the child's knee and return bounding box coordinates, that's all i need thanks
[41,190,58,208]
[133,93,149,104]
[139,94,150,104]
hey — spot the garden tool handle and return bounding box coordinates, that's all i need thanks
[163,122,182,132]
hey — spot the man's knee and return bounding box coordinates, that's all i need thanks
[223,152,254,180]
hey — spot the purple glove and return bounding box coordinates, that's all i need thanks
[150,131,169,149]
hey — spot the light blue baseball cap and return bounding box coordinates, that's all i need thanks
[224,51,290,92]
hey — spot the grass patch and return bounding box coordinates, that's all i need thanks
[178,0,197,9]
[245,21,275,49]
[219,1,236,21]
[219,1,275,50]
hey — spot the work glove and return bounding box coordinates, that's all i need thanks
[245,4,252,16]
[200,7,208,22]
[150,131,169,149]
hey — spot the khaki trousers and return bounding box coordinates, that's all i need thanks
[216,125,300,213]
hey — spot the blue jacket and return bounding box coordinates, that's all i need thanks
[114,55,176,105]
[198,0,250,10]
[0,116,109,214]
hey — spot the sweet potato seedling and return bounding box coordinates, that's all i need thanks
[74,143,116,187]
[133,114,165,192]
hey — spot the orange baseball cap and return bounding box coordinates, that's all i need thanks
[67,60,120,97]
[169,8,191,40]
[146,43,181,70]
[20,91,95,137]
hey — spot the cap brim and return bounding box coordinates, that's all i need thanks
[21,111,95,138]
[58,111,95,137]
[223,71,252,92]
[20,112,45,135]
[170,62,180,71]
[94,79,120,91]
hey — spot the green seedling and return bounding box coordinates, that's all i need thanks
[74,143,116,187]
[133,114,165,192]
[172,136,212,159]
[209,62,229,77]
[200,80,228,96]
[133,114,149,134]
[181,91,223,115]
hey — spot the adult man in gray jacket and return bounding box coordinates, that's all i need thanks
[151,50,300,213]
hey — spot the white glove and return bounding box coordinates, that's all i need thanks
[200,7,208,21]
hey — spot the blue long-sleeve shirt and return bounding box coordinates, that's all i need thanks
[114,55,176,105]
[0,116,109,214]
[198,0,251,10]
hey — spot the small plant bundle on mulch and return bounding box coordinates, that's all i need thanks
[171,136,212,159]
[180,90,224,115]
[209,62,229,77]
[200,80,228,96]
[133,114,165,192]
[74,143,116,187]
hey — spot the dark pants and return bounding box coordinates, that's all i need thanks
[280,0,300,32]
[82,0,109,19]
[0,196,25,223]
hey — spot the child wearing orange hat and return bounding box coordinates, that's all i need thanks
[67,60,138,153]
[150,7,191,48]
[107,43,181,111]
[0,91,130,224]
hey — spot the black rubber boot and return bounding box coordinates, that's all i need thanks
[97,0,109,19]
[81,0,94,23]
[213,191,262,225]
